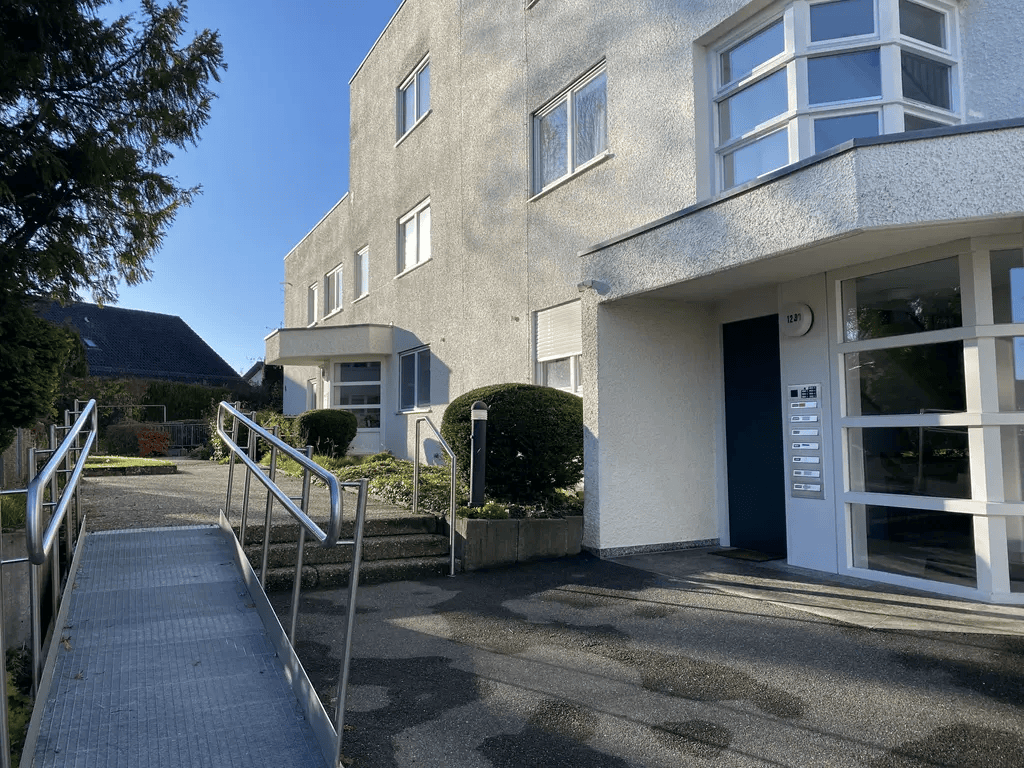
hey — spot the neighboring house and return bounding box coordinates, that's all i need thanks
[267,0,1024,604]
[42,302,244,389]
[242,361,265,388]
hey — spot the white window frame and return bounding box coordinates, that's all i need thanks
[324,264,343,317]
[355,246,369,300]
[709,0,961,193]
[397,198,431,275]
[531,62,609,196]
[828,236,1024,601]
[306,282,318,327]
[397,55,430,140]
[535,301,584,395]
[306,378,318,411]
[399,347,431,412]
[331,361,382,430]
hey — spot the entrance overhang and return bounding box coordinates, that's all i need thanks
[580,120,1024,304]
[264,324,394,366]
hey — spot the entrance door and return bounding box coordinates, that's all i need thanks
[722,315,787,555]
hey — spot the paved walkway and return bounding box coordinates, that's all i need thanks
[274,550,1024,768]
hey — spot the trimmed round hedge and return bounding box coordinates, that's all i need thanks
[440,383,582,503]
[294,408,358,458]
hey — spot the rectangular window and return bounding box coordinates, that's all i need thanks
[536,301,583,394]
[398,56,430,138]
[807,49,882,105]
[533,65,607,193]
[851,504,977,587]
[814,112,879,152]
[306,283,318,326]
[721,18,784,83]
[901,51,950,109]
[324,265,343,315]
[842,257,962,341]
[333,362,381,429]
[399,348,431,410]
[810,0,875,42]
[723,128,789,189]
[355,247,369,299]
[398,199,431,274]
[900,0,945,48]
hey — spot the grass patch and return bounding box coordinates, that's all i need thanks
[84,455,175,469]
[0,494,26,529]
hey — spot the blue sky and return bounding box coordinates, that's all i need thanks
[111,1,402,375]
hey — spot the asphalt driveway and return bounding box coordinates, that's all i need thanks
[272,552,1024,768]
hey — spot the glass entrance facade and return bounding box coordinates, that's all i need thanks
[835,243,1024,596]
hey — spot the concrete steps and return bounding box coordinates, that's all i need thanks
[233,515,451,591]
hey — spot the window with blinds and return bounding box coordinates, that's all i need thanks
[535,301,583,393]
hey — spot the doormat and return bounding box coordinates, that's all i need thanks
[709,548,785,562]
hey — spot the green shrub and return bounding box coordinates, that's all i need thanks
[440,383,583,503]
[1,494,27,529]
[335,453,466,516]
[456,500,510,519]
[103,421,141,455]
[294,409,358,458]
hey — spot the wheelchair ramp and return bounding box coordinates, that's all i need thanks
[26,526,329,768]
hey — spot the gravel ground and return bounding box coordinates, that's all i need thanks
[80,458,416,532]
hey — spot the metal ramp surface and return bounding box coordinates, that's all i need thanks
[24,525,329,768]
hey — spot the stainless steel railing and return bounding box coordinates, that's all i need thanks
[215,401,367,767]
[412,416,457,577]
[0,400,97,768]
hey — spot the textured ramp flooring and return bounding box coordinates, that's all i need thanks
[31,526,328,768]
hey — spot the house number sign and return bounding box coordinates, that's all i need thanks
[781,303,813,337]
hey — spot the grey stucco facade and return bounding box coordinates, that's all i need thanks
[271,0,1024,602]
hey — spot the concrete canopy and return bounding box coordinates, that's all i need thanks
[264,324,394,366]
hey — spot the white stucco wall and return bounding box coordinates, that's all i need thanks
[585,299,720,553]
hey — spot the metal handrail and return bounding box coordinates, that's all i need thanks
[216,402,343,547]
[26,402,97,565]
[215,401,368,767]
[412,416,457,577]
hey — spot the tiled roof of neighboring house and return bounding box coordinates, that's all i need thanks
[40,301,245,388]
[241,360,264,386]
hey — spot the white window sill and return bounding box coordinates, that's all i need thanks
[395,257,432,279]
[397,407,432,415]
[528,151,613,202]
[323,308,343,321]
[306,321,317,328]
[395,110,432,148]
[353,293,369,304]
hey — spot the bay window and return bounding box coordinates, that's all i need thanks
[711,0,959,192]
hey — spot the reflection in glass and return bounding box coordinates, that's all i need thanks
[852,504,976,587]
[721,19,784,83]
[723,128,789,188]
[720,69,788,142]
[814,112,879,152]
[994,338,1024,412]
[989,249,1024,324]
[417,64,430,116]
[810,0,874,42]
[902,52,950,109]
[574,73,607,167]
[900,0,945,48]
[843,257,961,341]
[416,349,431,407]
[403,84,416,134]
[903,113,944,132]
[1008,514,1024,593]
[538,102,568,188]
[845,342,965,416]
[347,408,381,429]
[544,358,572,389]
[333,385,381,407]
[335,362,381,382]
[849,426,970,498]
[808,49,881,104]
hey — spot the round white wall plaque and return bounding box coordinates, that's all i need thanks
[782,303,813,337]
